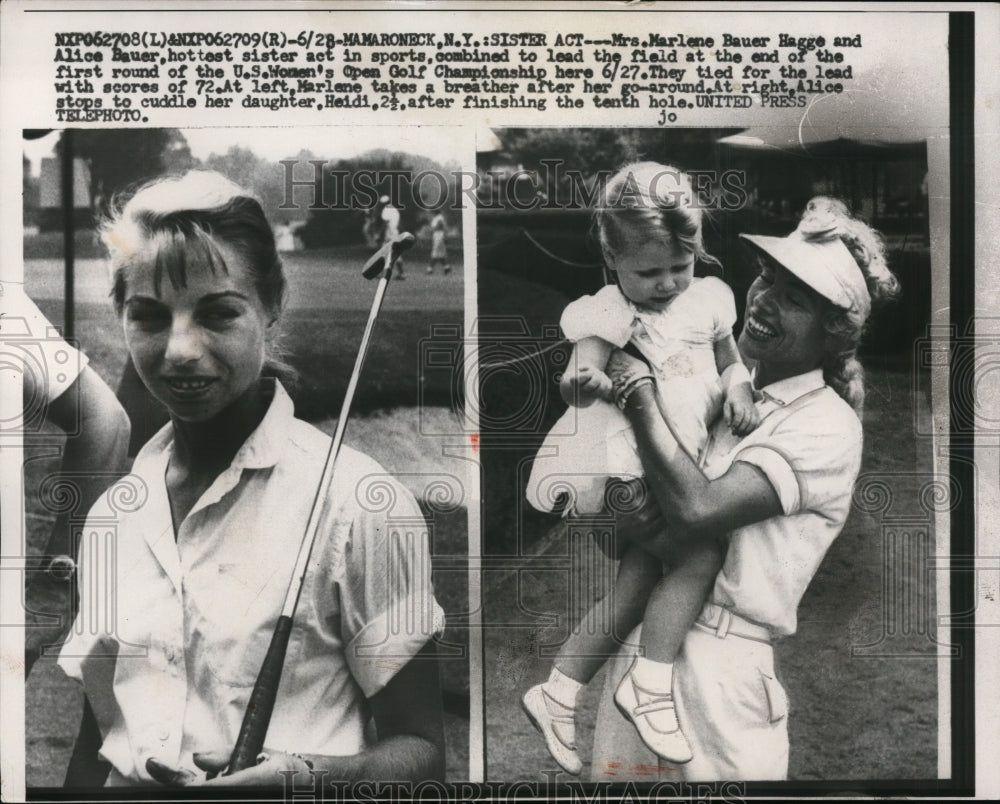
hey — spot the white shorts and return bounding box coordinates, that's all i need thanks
[590,616,789,781]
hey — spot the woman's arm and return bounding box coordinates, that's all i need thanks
[301,642,445,781]
[607,350,781,545]
[25,367,131,675]
[43,366,132,547]
[559,336,614,407]
[147,643,446,786]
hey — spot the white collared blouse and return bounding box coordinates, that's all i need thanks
[58,383,445,783]
[699,368,864,637]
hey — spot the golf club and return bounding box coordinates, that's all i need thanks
[221,231,415,774]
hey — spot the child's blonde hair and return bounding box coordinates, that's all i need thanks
[595,161,719,271]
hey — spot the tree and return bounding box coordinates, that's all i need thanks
[299,149,456,248]
[55,129,196,216]
[205,146,311,226]
[496,128,647,177]
[23,154,40,227]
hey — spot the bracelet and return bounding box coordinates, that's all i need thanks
[292,753,315,771]
[257,752,314,771]
[611,368,654,400]
[46,555,76,582]
[614,375,655,410]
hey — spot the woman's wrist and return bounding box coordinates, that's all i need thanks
[613,372,655,410]
[720,361,752,393]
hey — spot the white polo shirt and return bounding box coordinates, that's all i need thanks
[699,368,863,637]
[58,383,445,783]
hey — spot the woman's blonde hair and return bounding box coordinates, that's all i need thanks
[101,170,294,382]
[594,161,720,272]
[802,197,900,413]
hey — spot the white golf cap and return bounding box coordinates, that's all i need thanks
[739,223,871,321]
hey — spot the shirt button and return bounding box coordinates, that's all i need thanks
[158,727,170,741]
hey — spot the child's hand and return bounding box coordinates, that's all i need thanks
[724,383,760,436]
[561,367,613,406]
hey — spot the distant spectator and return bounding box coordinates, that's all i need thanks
[427,213,450,275]
[275,221,296,253]
[379,195,406,279]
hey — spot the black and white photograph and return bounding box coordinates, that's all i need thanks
[478,126,941,785]
[15,126,470,790]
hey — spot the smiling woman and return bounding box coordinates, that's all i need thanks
[57,171,447,788]
[589,196,901,781]
[739,254,830,387]
[112,213,279,426]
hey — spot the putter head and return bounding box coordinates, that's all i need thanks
[362,232,416,279]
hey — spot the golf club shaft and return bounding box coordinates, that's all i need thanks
[227,271,394,774]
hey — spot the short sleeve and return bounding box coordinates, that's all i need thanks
[734,394,863,516]
[693,277,737,341]
[338,475,445,698]
[560,285,636,347]
[2,287,88,401]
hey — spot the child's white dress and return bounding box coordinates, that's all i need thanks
[527,277,737,515]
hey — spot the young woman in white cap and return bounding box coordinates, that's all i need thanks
[588,196,899,780]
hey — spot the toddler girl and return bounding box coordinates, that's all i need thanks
[523,162,757,773]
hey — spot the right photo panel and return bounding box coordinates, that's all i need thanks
[477,126,942,787]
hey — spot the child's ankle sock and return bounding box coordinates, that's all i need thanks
[543,666,584,710]
[631,656,674,695]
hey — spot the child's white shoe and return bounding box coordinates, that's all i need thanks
[614,667,693,764]
[521,684,583,775]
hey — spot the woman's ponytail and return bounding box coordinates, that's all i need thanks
[804,197,900,414]
[822,352,866,416]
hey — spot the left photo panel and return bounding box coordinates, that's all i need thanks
[16,127,471,791]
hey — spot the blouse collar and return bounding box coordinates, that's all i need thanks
[754,367,825,407]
